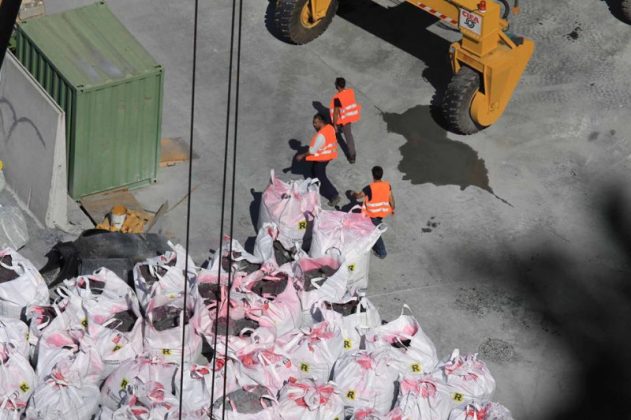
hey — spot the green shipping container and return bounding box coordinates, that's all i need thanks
[15,1,163,198]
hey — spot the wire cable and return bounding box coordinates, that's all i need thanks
[221,0,244,416]
[178,0,200,416]
[209,0,239,416]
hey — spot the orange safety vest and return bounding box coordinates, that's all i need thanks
[363,181,393,218]
[306,124,338,162]
[330,88,361,125]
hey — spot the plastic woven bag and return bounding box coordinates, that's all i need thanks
[278,377,345,420]
[26,375,100,420]
[236,341,294,393]
[55,270,145,376]
[350,407,406,419]
[62,267,133,302]
[312,296,381,353]
[195,271,269,358]
[90,294,144,377]
[144,292,202,363]
[0,316,29,358]
[258,170,321,250]
[99,380,180,419]
[432,350,496,404]
[239,267,302,337]
[292,256,350,327]
[396,375,452,420]
[365,305,438,376]
[309,207,386,291]
[208,235,264,276]
[36,328,104,384]
[133,242,197,309]
[100,355,178,411]
[448,401,513,420]
[280,321,344,383]
[175,358,257,418]
[211,384,281,420]
[332,349,399,415]
[252,223,278,266]
[0,344,36,417]
[0,248,48,318]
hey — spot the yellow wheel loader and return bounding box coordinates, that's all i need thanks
[269,0,534,135]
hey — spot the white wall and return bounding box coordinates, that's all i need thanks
[0,52,67,228]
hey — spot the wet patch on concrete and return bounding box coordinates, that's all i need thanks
[382,105,512,205]
[455,286,524,318]
[421,216,439,233]
[478,338,515,362]
[455,286,560,335]
[566,25,582,41]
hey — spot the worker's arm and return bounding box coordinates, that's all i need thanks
[332,107,340,126]
[353,191,365,200]
[297,133,324,161]
[332,98,342,127]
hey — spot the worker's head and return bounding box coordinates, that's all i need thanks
[335,77,346,91]
[372,166,383,181]
[313,113,326,131]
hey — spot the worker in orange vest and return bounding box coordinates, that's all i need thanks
[296,113,342,207]
[330,77,361,164]
[353,166,395,259]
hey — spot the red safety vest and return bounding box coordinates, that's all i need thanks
[363,181,393,218]
[306,124,338,162]
[330,88,361,125]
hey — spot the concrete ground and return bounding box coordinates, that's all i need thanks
[25,0,631,417]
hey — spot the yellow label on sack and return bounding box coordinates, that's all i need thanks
[334,418,340,420]
[167,293,177,300]
[410,363,422,373]
[452,392,464,402]
[343,339,353,350]
[81,318,88,328]
[120,378,129,390]
[299,362,310,373]
[19,382,30,393]
[113,344,123,352]
[162,348,172,356]
[298,220,307,231]
[347,264,356,272]
[345,390,356,400]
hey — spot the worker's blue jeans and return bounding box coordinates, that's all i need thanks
[371,217,387,257]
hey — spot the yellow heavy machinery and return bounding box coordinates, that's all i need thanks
[269,0,534,134]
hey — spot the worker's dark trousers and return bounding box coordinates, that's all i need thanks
[337,123,356,161]
[311,161,339,201]
[371,217,387,257]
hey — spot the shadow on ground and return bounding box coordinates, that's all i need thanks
[381,104,491,192]
[336,0,454,128]
[281,139,311,179]
[462,185,631,419]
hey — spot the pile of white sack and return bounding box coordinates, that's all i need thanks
[0,170,513,419]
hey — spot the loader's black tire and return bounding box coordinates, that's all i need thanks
[442,66,487,135]
[622,0,631,23]
[270,0,339,45]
